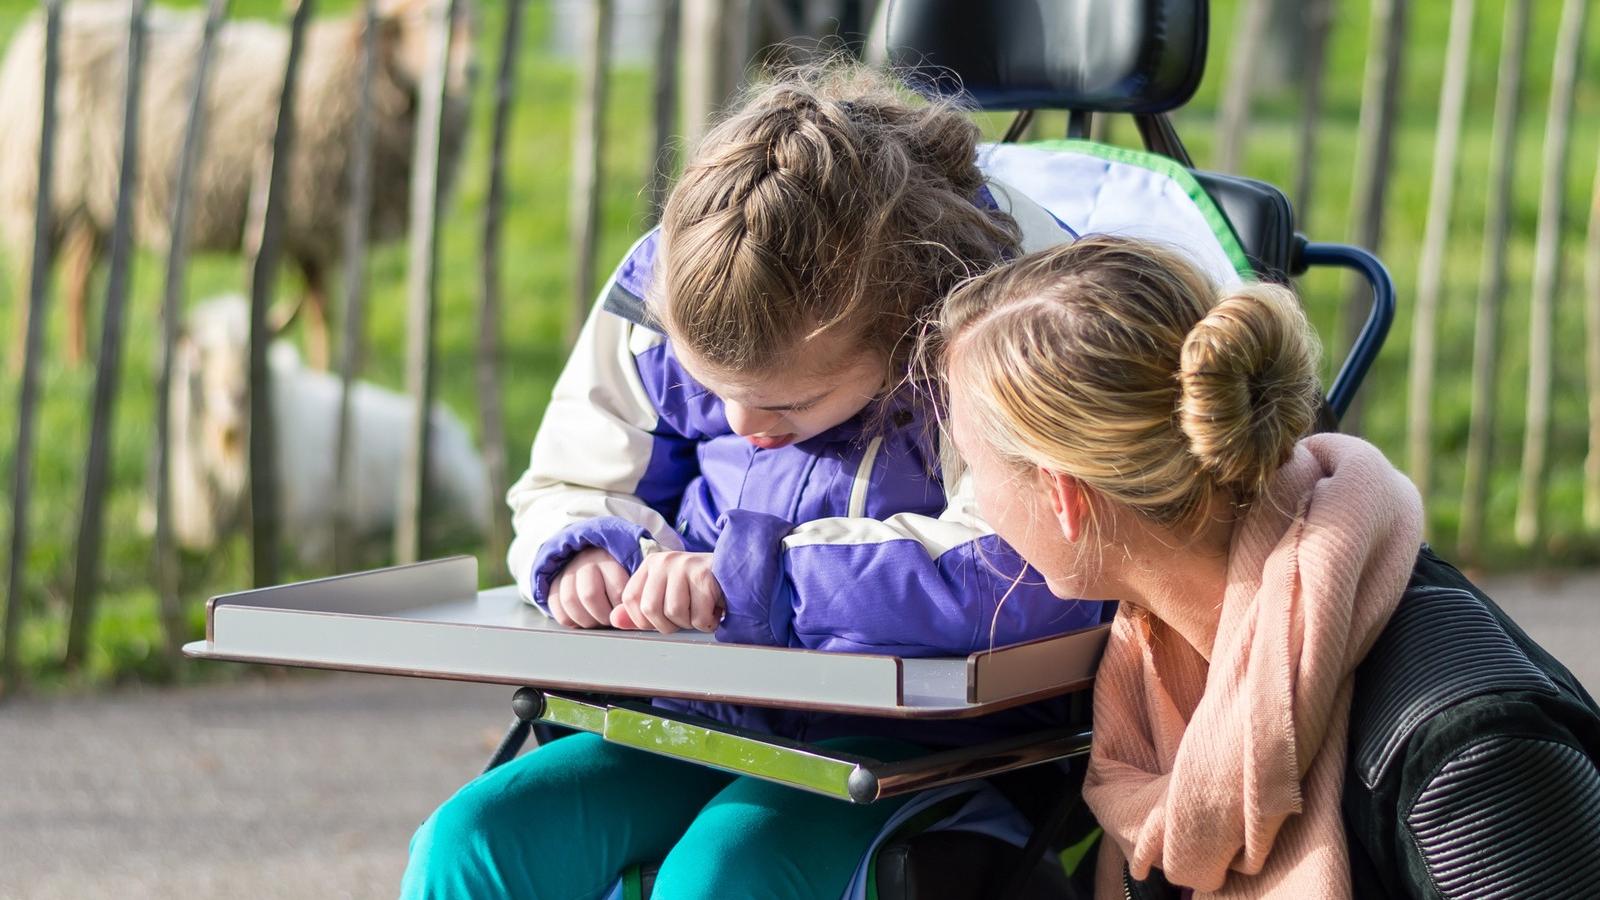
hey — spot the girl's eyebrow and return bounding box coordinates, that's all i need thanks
[755,388,832,412]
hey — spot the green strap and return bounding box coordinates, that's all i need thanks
[1021,138,1255,279]
[622,863,645,900]
[1058,825,1103,877]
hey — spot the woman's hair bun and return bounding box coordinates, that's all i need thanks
[1177,283,1321,495]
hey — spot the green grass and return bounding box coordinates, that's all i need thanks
[3,0,1600,690]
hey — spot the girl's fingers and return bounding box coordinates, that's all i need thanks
[608,560,639,628]
[688,565,724,632]
[691,577,722,633]
[551,573,578,627]
[559,570,601,629]
[598,559,630,606]
[547,574,574,627]
[620,563,650,631]
[637,564,677,634]
[574,564,613,627]
[609,604,639,629]
[663,568,691,630]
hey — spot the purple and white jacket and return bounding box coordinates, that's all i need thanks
[507,179,1104,744]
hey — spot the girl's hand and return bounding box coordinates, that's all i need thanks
[547,546,629,629]
[613,551,724,634]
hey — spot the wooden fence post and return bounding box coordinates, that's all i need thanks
[645,0,682,228]
[801,0,840,38]
[1340,0,1408,435]
[863,0,890,67]
[1459,0,1532,563]
[566,0,612,346]
[153,0,230,660]
[724,0,754,96]
[65,0,150,670]
[394,0,458,565]
[1213,0,1271,174]
[1514,0,1588,549]
[1088,111,1113,145]
[477,0,526,583]
[1292,0,1335,230]
[681,0,724,153]
[1,0,63,695]
[334,0,379,572]
[1585,146,1600,531]
[246,0,316,588]
[1405,0,1475,509]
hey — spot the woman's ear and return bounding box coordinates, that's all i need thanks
[1042,469,1089,543]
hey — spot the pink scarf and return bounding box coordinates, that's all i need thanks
[1083,434,1423,898]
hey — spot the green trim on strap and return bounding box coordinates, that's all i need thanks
[621,864,645,900]
[1059,825,1103,876]
[1022,139,1255,278]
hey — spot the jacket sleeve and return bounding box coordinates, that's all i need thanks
[1399,728,1600,898]
[710,467,1103,656]
[506,249,699,611]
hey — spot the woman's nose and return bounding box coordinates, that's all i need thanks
[725,402,780,436]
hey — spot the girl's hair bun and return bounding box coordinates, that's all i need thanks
[1178,283,1321,496]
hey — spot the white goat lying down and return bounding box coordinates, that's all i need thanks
[158,295,490,566]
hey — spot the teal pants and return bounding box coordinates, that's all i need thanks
[400,732,919,900]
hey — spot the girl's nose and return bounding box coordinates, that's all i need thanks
[725,402,780,437]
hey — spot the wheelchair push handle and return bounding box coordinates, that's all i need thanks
[1290,237,1397,424]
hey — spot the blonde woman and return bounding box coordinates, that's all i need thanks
[932,236,1600,898]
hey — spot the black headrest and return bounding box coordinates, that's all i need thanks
[884,0,1208,114]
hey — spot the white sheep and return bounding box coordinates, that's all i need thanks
[0,0,476,369]
[157,294,491,567]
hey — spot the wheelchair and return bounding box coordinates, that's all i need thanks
[187,1,1395,897]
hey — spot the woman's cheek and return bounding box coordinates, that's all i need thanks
[981,478,1065,583]
[975,474,1025,545]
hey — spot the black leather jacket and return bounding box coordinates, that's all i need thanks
[1126,546,1600,899]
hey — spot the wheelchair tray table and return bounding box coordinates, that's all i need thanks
[184,555,1107,716]
[184,557,1108,802]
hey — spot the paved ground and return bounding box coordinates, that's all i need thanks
[0,675,510,900]
[1,571,1596,900]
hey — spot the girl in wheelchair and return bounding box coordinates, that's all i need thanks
[401,64,1108,900]
[933,235,1600,898]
